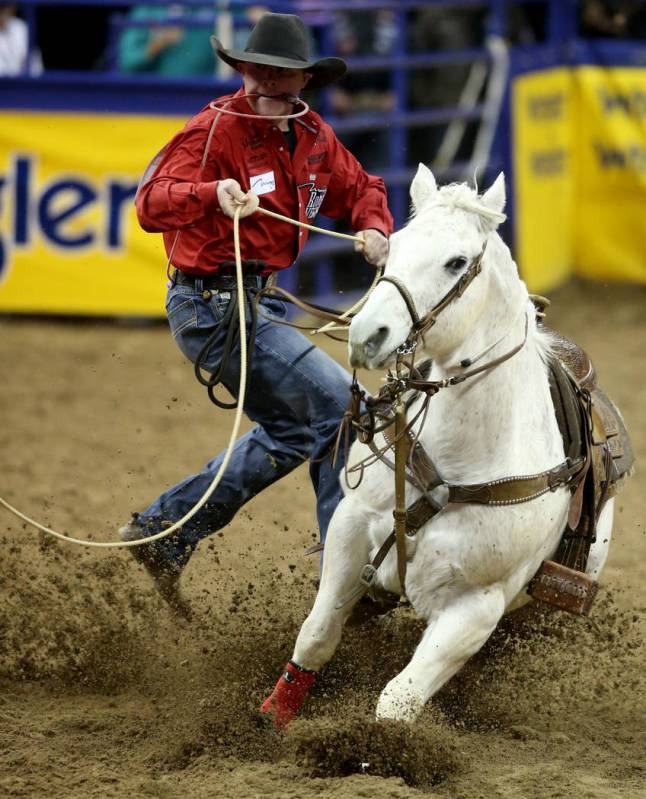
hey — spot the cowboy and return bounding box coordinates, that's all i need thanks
[122,12,393,616]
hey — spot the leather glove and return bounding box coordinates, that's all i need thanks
[354,228,389,268]
[217,179,259,219]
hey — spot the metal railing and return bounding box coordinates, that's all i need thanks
[5,0,570,298]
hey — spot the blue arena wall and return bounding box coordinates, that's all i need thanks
[1,1,645,315]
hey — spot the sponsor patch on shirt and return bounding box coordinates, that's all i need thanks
[250,170,276,196]
[298,181,328,220]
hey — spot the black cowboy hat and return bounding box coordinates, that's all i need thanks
[210,12,347,90]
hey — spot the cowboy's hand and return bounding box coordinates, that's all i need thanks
[217,179,259,219]
[354,229,389,268]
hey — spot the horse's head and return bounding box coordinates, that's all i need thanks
[349,164,511,369]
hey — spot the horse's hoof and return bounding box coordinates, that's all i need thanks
[258,696,292,731]
[258,661,317,730]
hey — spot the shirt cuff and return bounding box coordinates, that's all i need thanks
[353,213,393,239]
[195,181,220,213]
[356,225,389,239]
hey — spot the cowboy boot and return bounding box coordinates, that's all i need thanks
[120,520,193,620]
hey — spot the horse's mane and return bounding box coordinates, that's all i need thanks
[411,182,507,230]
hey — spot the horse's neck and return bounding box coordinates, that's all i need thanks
[419,264,563,481]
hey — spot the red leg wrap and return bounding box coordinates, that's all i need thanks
[259,660,317,730]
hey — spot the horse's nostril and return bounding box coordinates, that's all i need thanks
[364,326,389,357]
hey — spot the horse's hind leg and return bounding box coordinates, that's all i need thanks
[259,498,371,727]
[586,497,614,579]
[376,584,506,722]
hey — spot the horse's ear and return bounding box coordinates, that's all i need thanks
[410,163,437,211]
[480,172,506,217]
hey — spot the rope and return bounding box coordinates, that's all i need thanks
[0,205,381,549]
[208,93,310,121]
[254,206,381,336]
[0,206,250,549]
[256,206,360,242]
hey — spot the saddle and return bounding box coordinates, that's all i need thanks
[527,329,634,614]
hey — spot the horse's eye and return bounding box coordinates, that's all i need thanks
[445,256,467,272]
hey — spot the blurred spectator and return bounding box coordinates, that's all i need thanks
[118,4,216,76]
[0,3,41,76]
[408,6,485,169]
[580,1,646,38]
[327,10,396,169]
[117,3,267,77]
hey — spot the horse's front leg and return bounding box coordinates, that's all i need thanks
[376,584,506,722]
[259,497,372,728]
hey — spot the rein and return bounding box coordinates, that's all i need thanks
[193,279,260,409]
[249,215,383,339]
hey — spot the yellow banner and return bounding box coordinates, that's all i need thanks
[575,66,646,283]
[513,68,575,292]
[0,111,185,316]
[513,66,646,292]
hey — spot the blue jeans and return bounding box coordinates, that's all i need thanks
[132,279,353,570]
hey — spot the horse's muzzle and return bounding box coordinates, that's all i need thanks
[349,326,390,369]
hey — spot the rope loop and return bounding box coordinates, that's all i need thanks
[209,93,310,121]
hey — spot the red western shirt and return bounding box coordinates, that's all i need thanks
[135,89,394,275]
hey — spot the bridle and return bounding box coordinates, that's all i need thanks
[376,240,487,347]
[346,235,530,449]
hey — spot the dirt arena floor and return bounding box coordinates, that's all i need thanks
[1,278,644,799]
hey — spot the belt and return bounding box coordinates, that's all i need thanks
[174,271,266,291]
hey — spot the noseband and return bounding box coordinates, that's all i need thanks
[376,241,487,342]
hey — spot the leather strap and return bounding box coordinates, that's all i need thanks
[334,531,396,609]
[377,241,486,337]
[334,491,444,610]
[256,283,351,326]
[377,276,422,329]
[382,424,443,494]
[448,457,584,506]
[393,400,409,596]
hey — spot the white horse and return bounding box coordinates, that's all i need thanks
[259,165,615,727]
